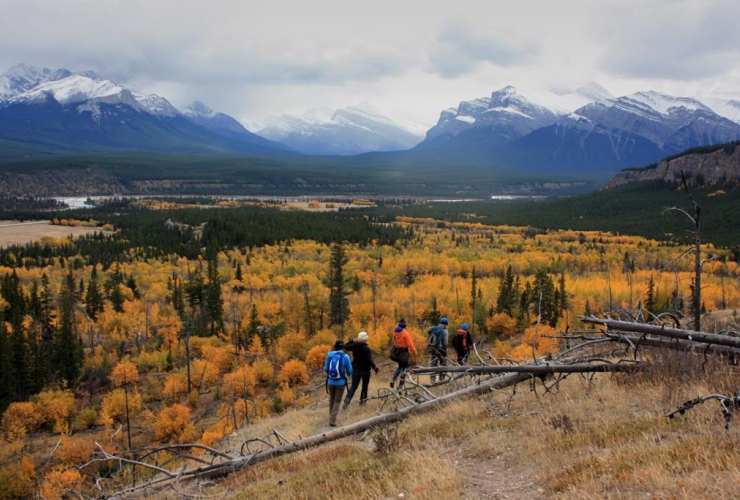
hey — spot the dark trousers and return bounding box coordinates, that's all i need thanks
[456,349,470,365]
[392,359,410,385]
[430,348,447,382]
[328,384,345,425]
[345,370,371,405]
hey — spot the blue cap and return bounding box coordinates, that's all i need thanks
[461,323,469,330]
[394,326,403,333]
[441,317,448,325]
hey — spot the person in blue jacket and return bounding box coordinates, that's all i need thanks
[324,339,353,427]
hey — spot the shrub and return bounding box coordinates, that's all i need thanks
[278,360,310,387]
[33,388,76,434]
[74,408,98,431]
[305,344,332,369]
[1,402,42,439]
[155,404,197,444]
[40,468,83,500]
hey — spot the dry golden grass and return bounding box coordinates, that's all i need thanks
[218,352,740,499]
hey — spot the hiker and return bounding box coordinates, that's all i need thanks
[453,322,474,365]
[427,317,449,383]
[343,331,380,409]
[323,339,353,427]
[390,318,417,389]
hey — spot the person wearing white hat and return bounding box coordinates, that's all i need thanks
[342,331,379,409]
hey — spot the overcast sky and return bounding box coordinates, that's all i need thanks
[2,0,739,127]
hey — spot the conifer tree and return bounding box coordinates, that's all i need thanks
[56,269,83,384]
[329,241,350,332]
[85,266,104,321]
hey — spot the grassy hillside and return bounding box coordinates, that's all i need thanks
[219,352,740,499]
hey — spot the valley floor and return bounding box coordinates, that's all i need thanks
[0,220,102,248]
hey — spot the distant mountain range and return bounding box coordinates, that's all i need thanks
[2,63,740,179]
[0,64,290,157]
[408,83,740,175]
[254,102,426,155]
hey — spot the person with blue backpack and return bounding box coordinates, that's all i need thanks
[323,339,353,427]
[427,317,449,383]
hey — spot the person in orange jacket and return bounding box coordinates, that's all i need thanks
[389,318,417,389]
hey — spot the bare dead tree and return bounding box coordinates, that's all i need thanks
[664,171,702,331]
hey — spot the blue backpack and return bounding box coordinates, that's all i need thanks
[327,352,344,380]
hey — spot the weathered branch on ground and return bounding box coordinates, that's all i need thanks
[581,316,740,350]
[410,361,645,375]
[667,393,740,430]
[93,371,537,498]
[605,332,740,361]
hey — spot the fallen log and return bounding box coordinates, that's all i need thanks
[582,317,740,350]
[94,359,651,498]
[410,361,645,375]
[99,371,533,497]
[606,332,740,360]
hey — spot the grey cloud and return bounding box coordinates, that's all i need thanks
[598,0,740,81]
[429,25,541,78]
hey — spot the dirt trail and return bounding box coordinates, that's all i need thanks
[454,448,545,499]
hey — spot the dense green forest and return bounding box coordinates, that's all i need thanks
[372,181,740,251]
[0,203,412,267]
[0,151,597,197]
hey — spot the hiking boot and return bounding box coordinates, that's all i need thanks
[390,379,395,389]
[342,400,350,411]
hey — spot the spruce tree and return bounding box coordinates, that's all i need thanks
[205,256,224,335]
[329,241,350,331]
[56,270,83,384]
[85,266,104,321]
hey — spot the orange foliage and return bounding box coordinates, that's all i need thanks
[488,313,518,338]
[100,388,142,425]
[223,365,257,398]
[33,388,76,434]
[0,456,35,499]
[247,336,266,357]
[305,344,332,369]
[57,436,95,465]
[252,358,274,385]
[278,359,310,387]
[1,401,42,439]
[110,361,140,387]
[154,404,197,443]
[276,332,309,363]
[40,468,83,500]
[277,382,295,406]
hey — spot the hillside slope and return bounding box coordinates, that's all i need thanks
[604,141,740,189]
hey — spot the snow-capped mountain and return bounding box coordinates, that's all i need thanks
[0,63,73,100]
[0,64,289,157]
[420,82,614,148]
[696,88,740,125]
[405,82,740,175]
[257,102,426,155]
[182,101,267,144]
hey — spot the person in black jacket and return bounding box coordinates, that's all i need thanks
[452,323,474,365]
[343,331,379,409]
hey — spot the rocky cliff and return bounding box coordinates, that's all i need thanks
[603,142,740,190]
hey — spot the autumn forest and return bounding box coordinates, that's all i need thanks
[0,198,738,497]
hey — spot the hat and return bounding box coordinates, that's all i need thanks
[461,323,469,330]
[398,318,407,328]
[333,339,344,350]
[441,317,449,325]
[357,331,369,341]
[394,326,403,333]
